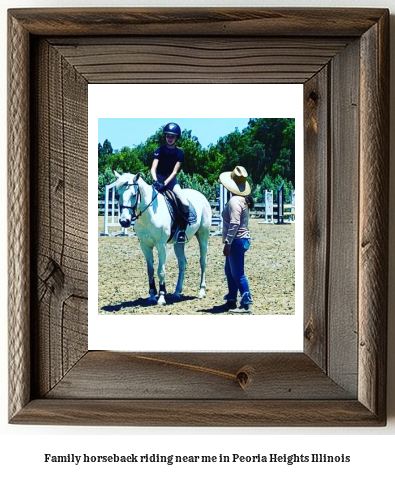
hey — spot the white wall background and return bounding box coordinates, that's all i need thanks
[1,1,394,477]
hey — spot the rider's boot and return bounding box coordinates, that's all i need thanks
[177,204,190,244]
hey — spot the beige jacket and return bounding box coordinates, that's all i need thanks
[222,195,251,244]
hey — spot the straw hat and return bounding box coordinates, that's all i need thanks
[219,166,251,196]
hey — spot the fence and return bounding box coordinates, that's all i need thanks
[99,183,229,236]
[210,184,229,235]
[99,183,295,236]
[256,189,295,224]
[99,181,129,236]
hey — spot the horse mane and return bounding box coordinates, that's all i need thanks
[114,172,141,189]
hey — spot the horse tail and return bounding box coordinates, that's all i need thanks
[166,245,176,261]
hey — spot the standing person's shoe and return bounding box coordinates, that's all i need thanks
[228,303,252,314]
[223,300,237,311]
[222,294,237,311]
[215,300,238,312]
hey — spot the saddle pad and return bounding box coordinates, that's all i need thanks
[163,191,197,225]
[163,192,177,222]
[187,203,197,225]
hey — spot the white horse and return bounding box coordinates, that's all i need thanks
[114,171,212,305]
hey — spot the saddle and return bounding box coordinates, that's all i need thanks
[162,190,197,243]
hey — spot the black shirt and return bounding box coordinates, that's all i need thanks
[154,145,184,176]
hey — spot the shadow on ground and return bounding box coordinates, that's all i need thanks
[101,294,196,313]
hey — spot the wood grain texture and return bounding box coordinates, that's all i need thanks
[358,12,389,420]
[7,8,389,426]
[327,39,360,396]
[8,13,31,421]
[303,67,329,370]
[11,399,383,427]
[48,37,350,84]
[46,352,354,400]
[30,39,88,398]
[8,8,387,37]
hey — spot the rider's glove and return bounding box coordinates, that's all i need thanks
[153,181,165,192]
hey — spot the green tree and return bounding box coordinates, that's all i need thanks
[177,171,217,201]
[98,139,114,172]
[260,174,294,203]
[97,118,296,202]
[177,132,203,175]
[98,168,117,200]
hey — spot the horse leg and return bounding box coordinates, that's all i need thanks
[196,226,210,299]
[140,242,157,303]
[156,242,167,306]
[173,242,187,297]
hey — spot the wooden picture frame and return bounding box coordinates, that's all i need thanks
[8,8,389,426]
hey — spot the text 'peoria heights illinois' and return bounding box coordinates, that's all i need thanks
[44,453,351,466]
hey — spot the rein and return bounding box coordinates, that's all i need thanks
[120,182,160,221]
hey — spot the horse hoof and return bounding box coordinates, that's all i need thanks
[198,290,206,299]
[157,293,166,306]
[148,296,157,304]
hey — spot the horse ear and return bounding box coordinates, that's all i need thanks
[114,171,121,178]
[135,172,140,181]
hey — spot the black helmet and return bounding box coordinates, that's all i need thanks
[163,122,181,137]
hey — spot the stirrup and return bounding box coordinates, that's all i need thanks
[176,230,188,244]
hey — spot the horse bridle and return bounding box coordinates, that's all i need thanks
[119,181,159,221]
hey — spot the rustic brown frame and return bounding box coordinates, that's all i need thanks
[8,8,389,426]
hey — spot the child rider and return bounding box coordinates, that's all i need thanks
[151,122,190,243]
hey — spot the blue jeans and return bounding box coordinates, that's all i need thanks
[224,238,253,304]
[157,173,177,190]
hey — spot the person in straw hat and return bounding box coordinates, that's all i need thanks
[219,166,254,314]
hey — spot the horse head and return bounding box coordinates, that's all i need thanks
[114,171,141,228]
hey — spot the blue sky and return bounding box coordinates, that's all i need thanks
[98,118,251,151]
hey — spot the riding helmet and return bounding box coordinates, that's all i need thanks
[163,122,181,138]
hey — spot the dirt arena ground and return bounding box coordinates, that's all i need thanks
[98,217,295,315]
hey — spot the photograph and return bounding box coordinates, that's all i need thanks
[97,117,297,317]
